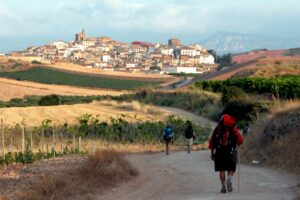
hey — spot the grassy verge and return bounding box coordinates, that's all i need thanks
[241,102,300,174]
[21,150,138,200]
[0,67,160,90]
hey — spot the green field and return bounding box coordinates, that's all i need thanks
[0,67,160,90]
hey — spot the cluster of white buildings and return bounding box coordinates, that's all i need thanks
[10,30,217,74]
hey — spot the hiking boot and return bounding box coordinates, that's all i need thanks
[221,186,226,193]
[226,179,233,192]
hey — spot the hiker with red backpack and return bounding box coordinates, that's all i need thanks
[209,114,244,193]
[163,125,174,155]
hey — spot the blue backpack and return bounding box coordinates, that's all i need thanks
[164,127,173,140]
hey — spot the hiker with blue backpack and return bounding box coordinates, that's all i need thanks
[209,114,244,193]
[163,125,174,155]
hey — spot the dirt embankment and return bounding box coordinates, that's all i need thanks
[241,102,300,174]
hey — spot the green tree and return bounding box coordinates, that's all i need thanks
[221,86,246,105]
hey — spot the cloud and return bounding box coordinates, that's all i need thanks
[0,4,21,36]
[1,0,300,52]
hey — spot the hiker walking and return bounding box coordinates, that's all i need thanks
[209,114,244,193]
[163,125,174,155]
[185,121,195,153]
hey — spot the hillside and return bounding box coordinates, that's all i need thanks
[202,32,300,54]
[232,57,300,78]
[232,49,286,64]
[0,55,33,71]
[193,49,300,81]
[0,77,126,101]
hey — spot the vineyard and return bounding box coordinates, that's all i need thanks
[195,75,300,99]
[0,114,211,165]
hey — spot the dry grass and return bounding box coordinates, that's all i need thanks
[241,101,300,174]
[100,100,161,115]
[0,100,168,127]
[232,57,300,78]
[0,100,172,154]
[0,56,32,72]
[0,77,127,101]
[20,150,138,200]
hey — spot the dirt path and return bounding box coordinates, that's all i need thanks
[158,106,217,128]
[99,151,298,200]
[98,108,298,200]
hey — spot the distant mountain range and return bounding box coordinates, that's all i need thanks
[201,32,300,55]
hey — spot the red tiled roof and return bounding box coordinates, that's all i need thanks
[131,41,154,47]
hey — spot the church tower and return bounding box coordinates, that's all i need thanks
[75,29,86,43]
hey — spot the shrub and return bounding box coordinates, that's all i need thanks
[221,86,246,105]
[150,66,161,70]
[217,53,233,69]
[72,113,211,145]
[274,60,282,65]
[222,100,271,121]
[38,95,61,106]
[22,150,138,200]
[15,145,34,164]
[31,60,42,64]
[125,88,222,121]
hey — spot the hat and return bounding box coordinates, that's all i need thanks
[222,114,236,127]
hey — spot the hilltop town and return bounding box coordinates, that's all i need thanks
[9,29,217,74]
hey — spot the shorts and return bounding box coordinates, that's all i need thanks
[187,138,193,146]
[214,146,237,172]
[164,136,171,143]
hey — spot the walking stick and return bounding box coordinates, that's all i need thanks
[237,147,240,193]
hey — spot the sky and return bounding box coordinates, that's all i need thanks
[1,0,300,53]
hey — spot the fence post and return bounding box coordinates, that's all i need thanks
[60,132,63,153]
[22,126,25,154]
[73,135,76,153]
[52,129,56,157]
[9,136,12,153]
[42,128,44,153]
[78,136,81,153]
[30,128,33,152]
[93,140,96,153]
[65,134,68,152]
[1,119,5,160]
